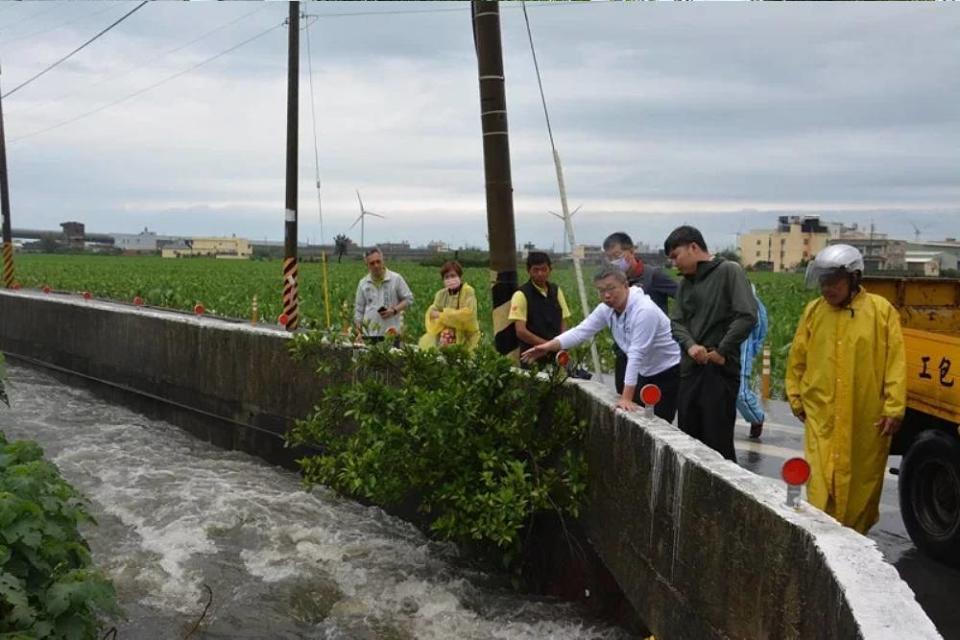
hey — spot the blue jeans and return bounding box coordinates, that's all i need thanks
[737,340,765,424]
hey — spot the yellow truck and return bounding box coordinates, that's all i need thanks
[867,276,960,565]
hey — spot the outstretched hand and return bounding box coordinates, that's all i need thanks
[520,344,549,363]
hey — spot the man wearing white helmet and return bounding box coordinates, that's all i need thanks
[786,244,906,534]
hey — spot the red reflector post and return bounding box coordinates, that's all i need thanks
[782,457,811,509]
[133,296,144,306]
[194,303,205,315]
[640,384,661,406]
[82,291,92,300]
[278,313,289,326]
[781,457,811,486]
[555,350,570,368]
[42,286,51,294]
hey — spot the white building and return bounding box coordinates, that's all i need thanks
[905,251,958,277]
[114,228,159,252]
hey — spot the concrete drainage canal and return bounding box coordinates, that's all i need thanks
[0,363,633,640]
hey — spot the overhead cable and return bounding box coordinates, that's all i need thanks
[11,21,285,144]
[304,11,324,246]
[0,2,119,47]
[3,1,148,99]
[5,3,267,114]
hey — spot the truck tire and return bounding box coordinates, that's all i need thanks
[899,429,960,567]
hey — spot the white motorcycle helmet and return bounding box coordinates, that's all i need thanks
[804,244,864,289]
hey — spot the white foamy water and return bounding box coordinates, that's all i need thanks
[0,364,633,639]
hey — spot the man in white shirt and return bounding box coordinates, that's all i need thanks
[520,266,681,421]
[354,247,414,342]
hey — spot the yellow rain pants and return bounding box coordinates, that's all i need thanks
[786,288,906,534]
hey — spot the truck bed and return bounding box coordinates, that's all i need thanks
[865,276,960,424]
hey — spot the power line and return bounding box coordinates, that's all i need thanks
[304,12,324,246]
[10,20,286,144]
[5,3,268,115]
[0,2,120,47]
[2,1,148,99]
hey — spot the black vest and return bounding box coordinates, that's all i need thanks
[518,280,563,351]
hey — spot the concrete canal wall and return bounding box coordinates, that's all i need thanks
[0,290,941,640]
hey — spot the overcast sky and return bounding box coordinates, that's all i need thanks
[2,1,958,251]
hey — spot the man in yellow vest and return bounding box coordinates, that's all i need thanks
[786,244,906,534]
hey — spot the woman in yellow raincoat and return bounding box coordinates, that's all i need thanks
[418,260,481,351]
[786,244,906,534]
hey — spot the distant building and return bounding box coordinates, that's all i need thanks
[907,240,960,263]
[60,221,86,250]
[427,240,451,253]
[905,251,958,277]
[378,242,411,254]
[161,236,252,259]
[114,227,159,253]
[828,237,905,273]
[739,216,832,272]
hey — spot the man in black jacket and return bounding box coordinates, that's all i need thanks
[508,252,572,364]
[603,232,678,396]
[665,226,757,462]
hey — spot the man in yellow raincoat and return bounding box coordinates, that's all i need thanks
[419,260,481,350]
[786,244,906,534]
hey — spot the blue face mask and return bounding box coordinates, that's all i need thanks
[610,256,630,272]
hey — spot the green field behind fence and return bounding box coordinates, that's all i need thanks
[11,254,818,399]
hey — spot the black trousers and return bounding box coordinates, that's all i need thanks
[614,344,680,423]
[677,365,739,462]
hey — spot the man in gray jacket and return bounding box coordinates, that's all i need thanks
[664,226,757,462]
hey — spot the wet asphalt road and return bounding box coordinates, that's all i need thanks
[731,400,960,639]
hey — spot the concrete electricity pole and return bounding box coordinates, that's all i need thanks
[0,62,14,288]
[281,2,300,330]
[472,1,518,356]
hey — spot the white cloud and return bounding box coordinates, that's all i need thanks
[1,0,957,250]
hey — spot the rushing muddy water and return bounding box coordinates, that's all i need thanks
[0,363,633,639]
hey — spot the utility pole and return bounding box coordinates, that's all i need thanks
[472,1,518,356]
[521,1,602,378]
[0,62,14,288]
[281,2,300,330]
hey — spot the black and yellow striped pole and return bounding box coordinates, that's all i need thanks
[472,1,518,357]
[282,2,300,330]
[0,61,15,288]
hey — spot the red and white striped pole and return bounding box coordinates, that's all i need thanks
[761,343,771,404]
[281,2,300,331]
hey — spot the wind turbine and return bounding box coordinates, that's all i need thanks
[548,204,581,256]
[909,221,930,243]
[349,190,386,250]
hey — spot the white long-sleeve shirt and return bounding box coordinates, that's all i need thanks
[556,287,680,384]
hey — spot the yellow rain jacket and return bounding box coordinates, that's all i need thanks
[786,287,906,534]
[418,283,481,351]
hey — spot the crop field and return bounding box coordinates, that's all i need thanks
[10,254,817,398]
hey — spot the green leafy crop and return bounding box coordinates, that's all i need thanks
[0,429,120,638]
[287,337,588,572]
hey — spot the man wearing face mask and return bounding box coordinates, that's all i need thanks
[603,232,677,314]
[419,260,480,350]
[603,232,678,396]
[508,252,572,364]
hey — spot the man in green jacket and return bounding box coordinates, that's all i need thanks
[664,226,757,461]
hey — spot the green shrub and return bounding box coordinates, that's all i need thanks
[0,425,120,638]
[287,336,588,571]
